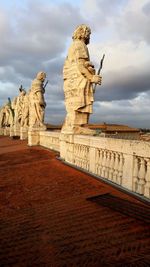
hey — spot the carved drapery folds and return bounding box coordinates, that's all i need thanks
[29,71,46,129]
[62,24,102,134]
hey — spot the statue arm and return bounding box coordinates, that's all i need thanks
[78,59,94,81]
[36,91,46,107]
[78,59,101,84]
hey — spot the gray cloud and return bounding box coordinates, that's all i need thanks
[116,1,150,44]
[0,1,84,82]
[91,90,150,128]
[95,64,150,101]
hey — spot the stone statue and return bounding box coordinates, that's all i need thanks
[0,101,12,127]
[29,71,46,129]
[62,24,102,134]
[11,96,17,126]
[21,93,29,127]
[4,103,11,127]
[0,106,5,127]
[14,86,26,127]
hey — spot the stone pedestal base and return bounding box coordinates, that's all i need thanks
[14,126,20,137]
[61,125,96,135]
[60,133,74,160]
[20,127,28,140]
[28,130,40,146]
[28,126,46,146]
[0,128,4,135]
[10,127,14,137]
[4,127,10,136]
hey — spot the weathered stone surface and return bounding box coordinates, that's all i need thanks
[28,71,47,130]
[14,86,26,136]
[0,101,13,128]
[21,93,29,127]
[62,24,102,134]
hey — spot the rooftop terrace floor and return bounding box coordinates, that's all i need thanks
[0,136,150,267]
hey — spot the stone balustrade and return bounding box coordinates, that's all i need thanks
[39,131,60,152]
[1,129,150,199]
[60,134,150,200]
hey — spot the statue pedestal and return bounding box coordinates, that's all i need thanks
[4,127,10,136]
[60,133,74,161]
[0,127,4,135]
[10,127,14,137]
[14,125,20,137]
[20,127,28,140]
[28,126,46,146]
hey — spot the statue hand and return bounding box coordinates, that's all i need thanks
[88,66,95,74]
[91,75,102,85]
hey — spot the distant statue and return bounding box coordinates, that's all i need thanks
[21,93,29,127]
[0,105,5,127]
[11,96,17,126]
[0,101,12,127]
[4,103,11,126]
[14,85,26,127]
[62,24,102,134]
[29,71,46,129]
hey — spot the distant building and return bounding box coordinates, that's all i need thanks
[85,123,140,140]
[46,122,141,140]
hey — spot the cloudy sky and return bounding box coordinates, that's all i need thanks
[0,0,150,128]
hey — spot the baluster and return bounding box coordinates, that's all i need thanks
[98,150,103,176]
[133,157,139,192]
[117,153,124,185]
[77,145,80,166]
[137,158,146,195]
[105,151,111,179]
[86,146,89,170]
[76,145,79,165]
[75,145,77,164]
[82,146,85,168]
[101,150,107,177]
[78,145,81,167]
[80,145,83,167]
[95,149,99,175]
[81,145,83,168]
[82,145,84,168]
[82,146,84,169]
[108,152,115,180]
[107,151,111,179]
[84,146,87,169]
[113,152,118,182]
[70,144,73,163]
[78,145,80,167]
[144,158,150,198]
[76,145,78,166]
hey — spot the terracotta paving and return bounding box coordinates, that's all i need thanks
[0,136,150,267]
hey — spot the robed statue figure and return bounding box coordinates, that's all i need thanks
[62,24,102,134]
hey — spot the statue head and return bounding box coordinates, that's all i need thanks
[72,24,91,45]
[36,71,46,82]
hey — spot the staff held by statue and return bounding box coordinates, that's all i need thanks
[93,54,105,93]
